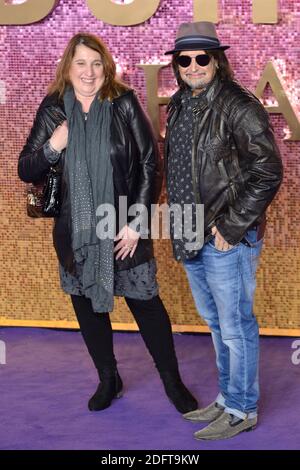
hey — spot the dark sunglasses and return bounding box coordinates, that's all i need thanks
[176,54,211,68]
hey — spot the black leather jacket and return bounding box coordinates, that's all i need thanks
[18,89,162,272]
[165,76,283,246]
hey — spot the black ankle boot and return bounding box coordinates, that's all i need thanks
[159,370,198,414]
[88,368,123,411]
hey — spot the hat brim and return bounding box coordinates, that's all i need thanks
[165,44,230,55]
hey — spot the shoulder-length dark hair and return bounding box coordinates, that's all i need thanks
[48,33,130,101]
[171,49,234,89]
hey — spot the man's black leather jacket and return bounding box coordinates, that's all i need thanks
[165,76,283,246]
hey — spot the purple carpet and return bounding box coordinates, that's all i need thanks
[0,327,299,450]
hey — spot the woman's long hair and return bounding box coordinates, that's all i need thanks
[48,33,130,100]
[171,49,234,90]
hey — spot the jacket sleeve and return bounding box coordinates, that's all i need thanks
[216,102,283,245]
[18,104,54,183]
[126,92,162,212]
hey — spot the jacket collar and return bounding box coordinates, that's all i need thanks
[169,74,224,111]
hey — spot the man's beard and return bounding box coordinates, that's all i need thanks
[183,76,211,91]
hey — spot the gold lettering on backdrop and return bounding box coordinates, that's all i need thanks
[86,0,160,26]
[138,62,300,141]
[0,0,281,25]
[193,0,278,24]
[193,0,218,23]
[252,0,278,24]
[137,64,169,140]
[255,61,300,141]
[0,0,58,25]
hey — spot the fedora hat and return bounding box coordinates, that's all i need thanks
[165,21,230,55]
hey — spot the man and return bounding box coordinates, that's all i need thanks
[164,22,283,440]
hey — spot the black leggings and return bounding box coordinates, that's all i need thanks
[70,294,179,375]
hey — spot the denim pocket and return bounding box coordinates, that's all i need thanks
[244,229,264,248]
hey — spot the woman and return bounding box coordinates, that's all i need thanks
[18,33,198,414]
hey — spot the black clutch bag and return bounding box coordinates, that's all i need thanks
[27,166,62,218]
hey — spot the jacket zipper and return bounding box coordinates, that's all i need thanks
[191,108,210,206]
[165,103,181,179]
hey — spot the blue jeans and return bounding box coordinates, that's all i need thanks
[183,229,263,419]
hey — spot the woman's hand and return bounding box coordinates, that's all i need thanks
[211,225,234,251]
[49,120,68,152]
[114,225,140,260]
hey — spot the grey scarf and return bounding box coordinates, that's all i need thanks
[63,87,114,313]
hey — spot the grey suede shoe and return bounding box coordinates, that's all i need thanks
[194,412,257,440]
[183,401,224,422]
